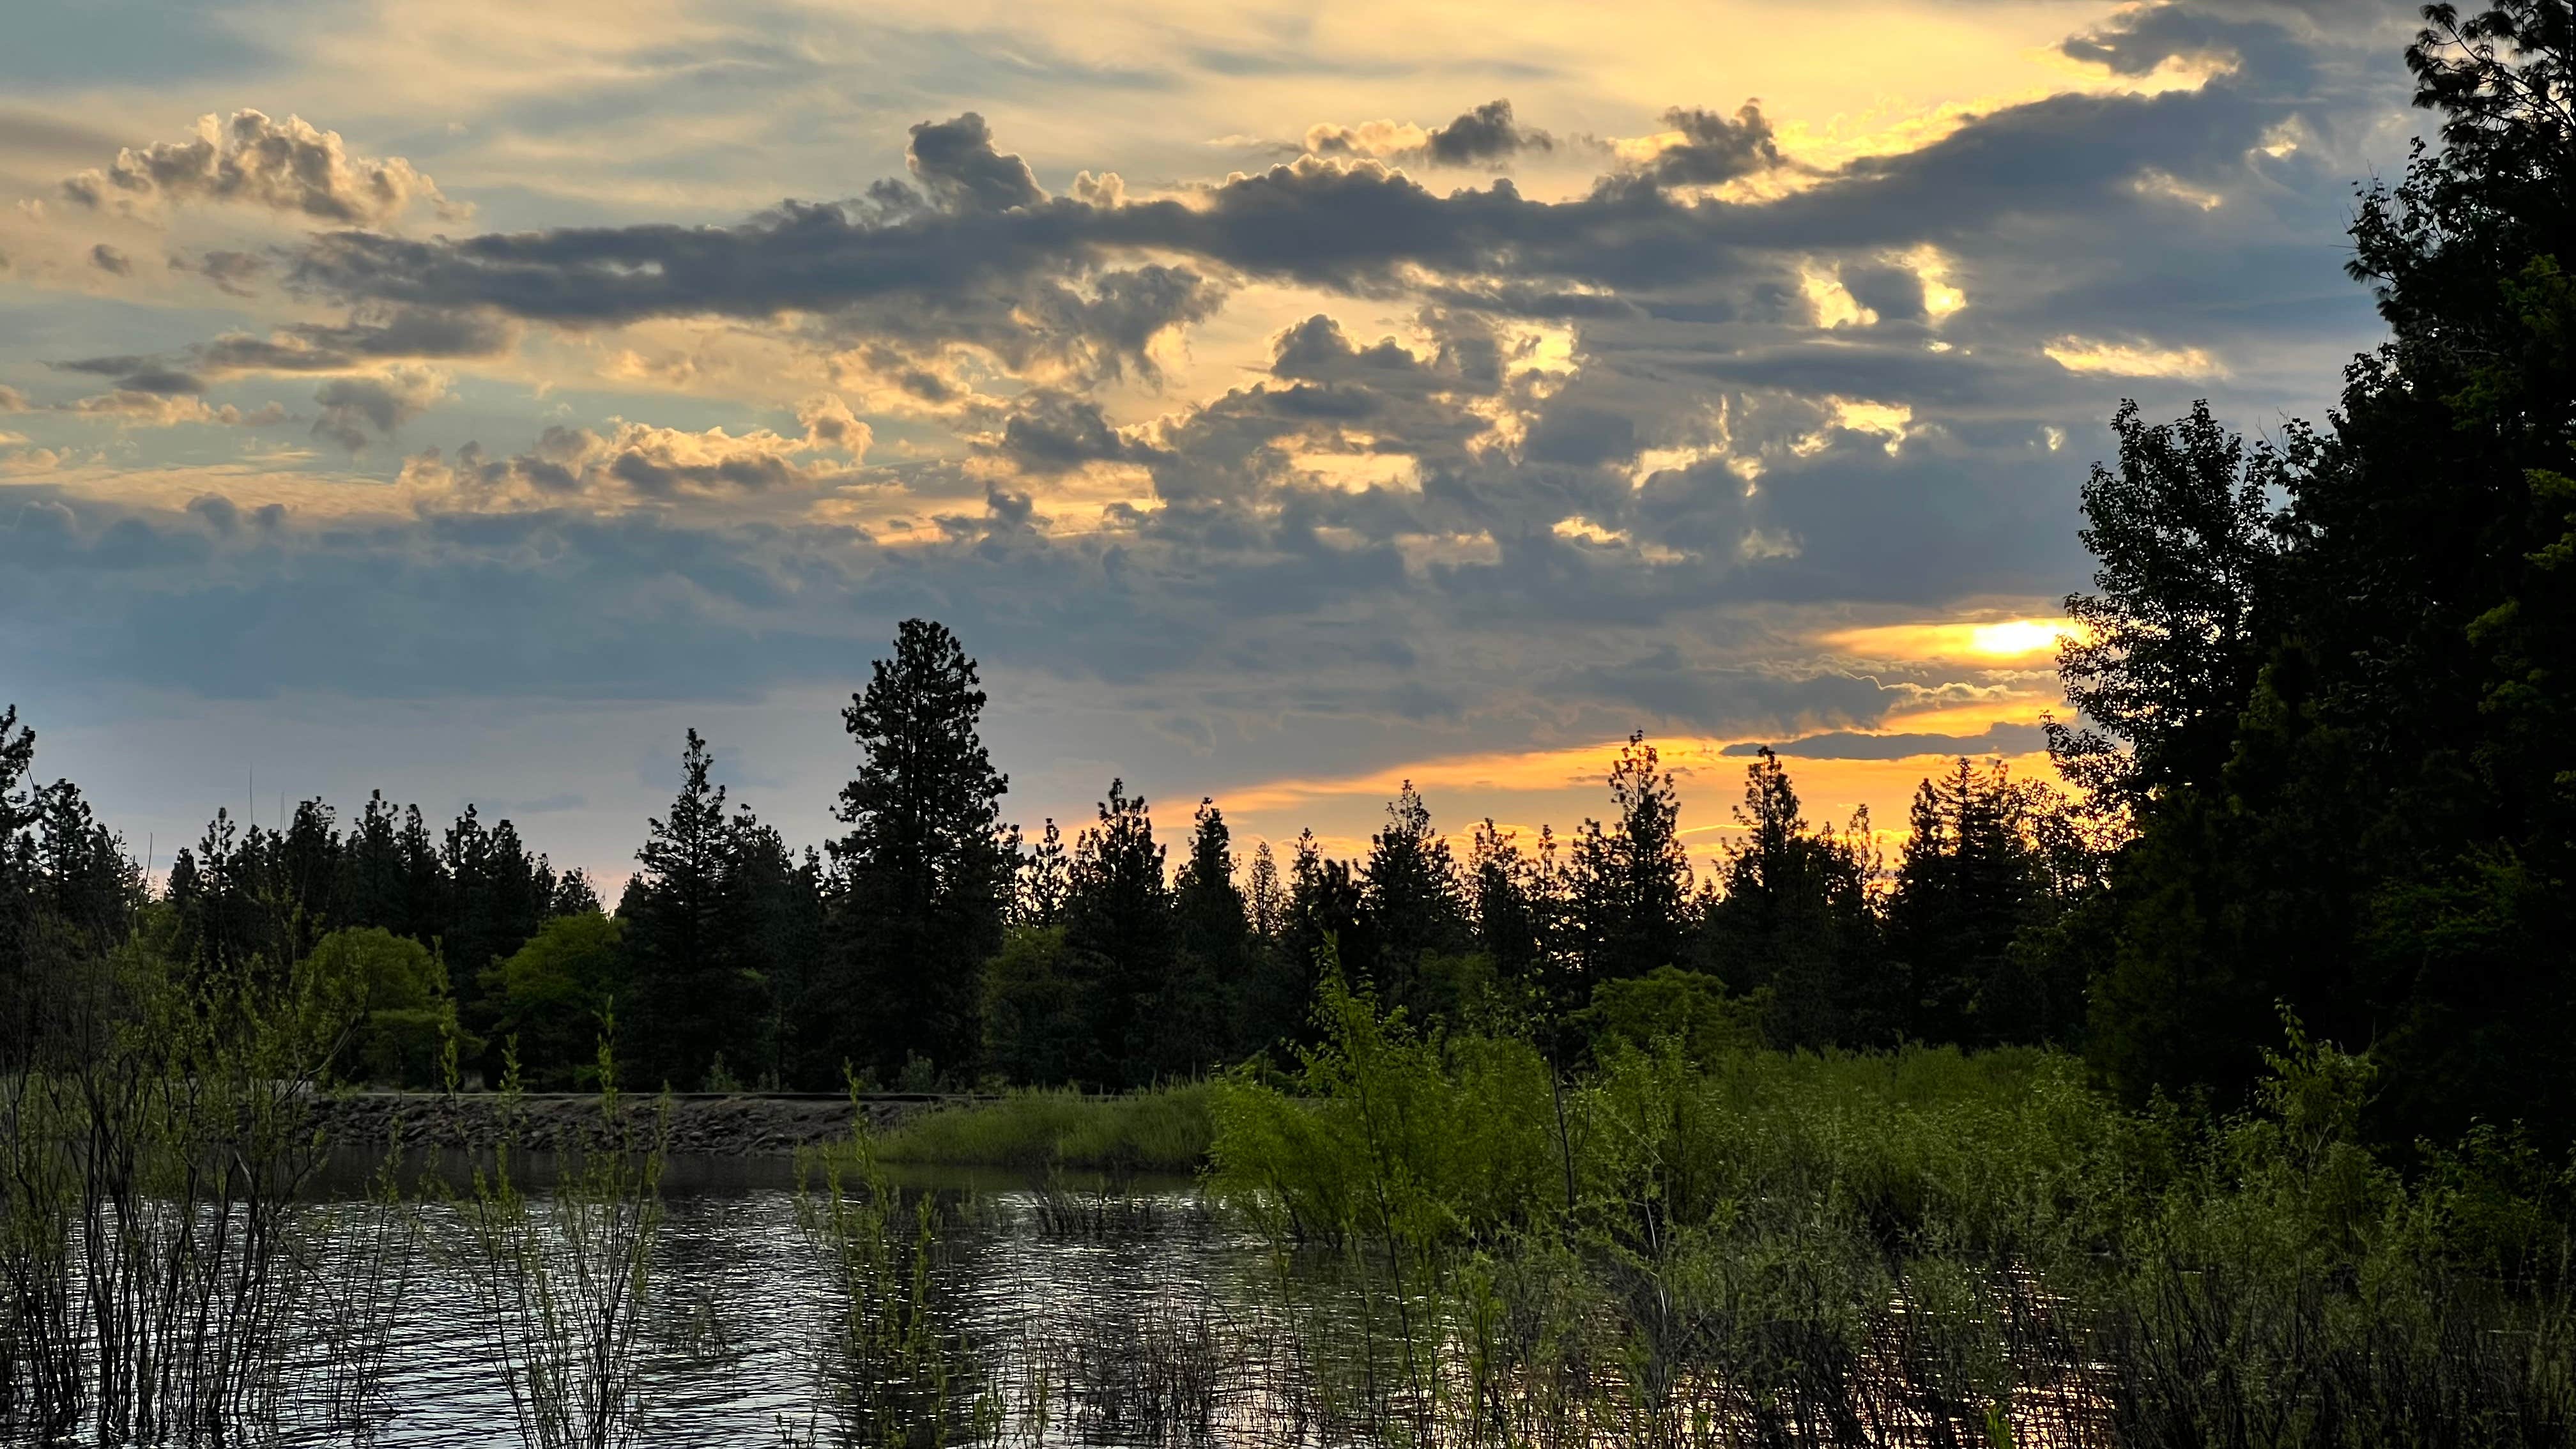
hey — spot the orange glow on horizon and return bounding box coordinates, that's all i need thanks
[1823,615,2084,665]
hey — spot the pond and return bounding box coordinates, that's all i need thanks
[292,1161,1332,1448]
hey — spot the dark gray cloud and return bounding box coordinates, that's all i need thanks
[310,368,444,452]
[272,66,2317,343]
[88,243,132,276]
[1427,99,1551,165]
[55,355,203,395]
[172,249,265,296]
[905,112,1046,213]
[995,391,1156,474]
[1613,104,1786,191]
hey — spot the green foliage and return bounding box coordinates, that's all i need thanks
[1574,965,1763,1066]
[2058,4,2576,1140]
[870,1084,1215,1174]
[795,1129,998,1446]
[445,1039,666,1449]
[484,912,627,1090]
[303,925,466,1088]
[1213,983,2576,1446]
[1209,968,1561,1246]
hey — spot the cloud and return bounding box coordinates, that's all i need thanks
[2043,335,2225,378]
[194,309,521,373]
[59,110,460,227]
[993,390,1154,475]
[173,249,265,296]
[905,112,1045,213]
[1609,105,1787,191]
[4,373,280,427]
[0,0,2412,796]
[398,408,872,505]
[1307,98,1552,168]
[53,310,520,401]
[89,243,132,276]
[310,367,447,452]
[65,391,284,426]
[793,392,871,453]
[1721,720,2046,760]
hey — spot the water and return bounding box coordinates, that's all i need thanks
[15,1156,2120,1446]
[341,1168,1276,1447]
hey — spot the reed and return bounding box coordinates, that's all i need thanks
[443,1033,666,1449]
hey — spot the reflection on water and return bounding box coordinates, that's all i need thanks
[354,1171,1263,1448]
[19,1158,2115,1447]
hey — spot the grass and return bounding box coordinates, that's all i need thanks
[868,1084,1217,1174]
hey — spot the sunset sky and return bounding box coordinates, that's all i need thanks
[1,0,2426,887]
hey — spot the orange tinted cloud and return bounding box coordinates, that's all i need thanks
[1822,615,2083,665]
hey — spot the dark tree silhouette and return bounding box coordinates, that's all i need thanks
[820,619,1012,1084]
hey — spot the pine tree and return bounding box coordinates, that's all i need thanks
[1701,750,1889,1050]
[1165,797,1249,1070]
[1062,779,1176,1087]
[623,729,752,1089]
[1246,839,1284,941]
[1468,818,1546,987]
[1280,828,1365,1038]
[1360,783,1468,1013]
[819,618,1012,1084]
[1563,733,1694,984]
[1017,818,1072,926]
[1885,759,2066,1046]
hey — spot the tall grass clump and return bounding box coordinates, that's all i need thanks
[798,1098,1000,1448]
[445,1034,666,1449]
[870,1085,1216,1174]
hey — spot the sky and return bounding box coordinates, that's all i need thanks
[0,0,2432,891]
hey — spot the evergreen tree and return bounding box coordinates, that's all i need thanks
[1062,779,1177,1086]
[820,618,1012,1084]
[33,780,138,950]
[1016,817,1073,926]
[1468,818,1545,987]
[1359,783,1468,1013]
[622,729,761,1089]
[1277,828,1364,1046]
[343,791,405,933]
[1165,797,1248,1068]
[1700,750,1888,1050]
[1246,839,1285,941]
[1885,759,2067,1046]
[396,804,445,947]
[732,823,826,1089]
[1562,734,1694,984]
[275,797,343,955]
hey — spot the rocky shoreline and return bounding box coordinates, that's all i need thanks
[308,1091,963,1158]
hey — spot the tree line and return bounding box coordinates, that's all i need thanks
[0,648,2097,1100]
[2,2,2566,1147]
